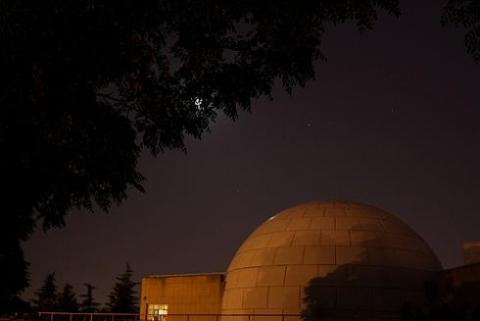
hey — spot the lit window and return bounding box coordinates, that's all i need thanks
[148,304,168,321]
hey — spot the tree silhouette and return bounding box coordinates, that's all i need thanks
[0,241,29,312]
[107,264,138,313]
[0,0,401,310]
[401,279,480,321]
[32,273,58,311]
[79,283,99,313]
[57,283,79,312]
[442,0,480,62]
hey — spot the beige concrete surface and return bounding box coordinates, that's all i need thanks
[221,200,442,320]
[140,273,224,321]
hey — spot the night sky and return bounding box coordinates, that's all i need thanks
[24,0,480,304]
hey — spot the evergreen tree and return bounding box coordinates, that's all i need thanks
[57,283,78,312]
[32,273,57,311]
[107,264,138,312]
[79,283,99,312]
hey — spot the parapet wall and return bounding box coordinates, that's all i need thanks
[140,273,225,321]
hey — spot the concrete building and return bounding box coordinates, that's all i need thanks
[140,273,225,321]
[140,201,480,321]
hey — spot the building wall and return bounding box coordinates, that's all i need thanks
[140,273,225,321]
[443,262,480,287]
[463,242,480,265]
[439,263,480,303]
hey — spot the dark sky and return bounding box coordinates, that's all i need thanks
[24,0,480,305]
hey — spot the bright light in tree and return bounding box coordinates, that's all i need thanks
[194,98,203,110]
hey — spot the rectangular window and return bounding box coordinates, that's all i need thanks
[148,304,168,321]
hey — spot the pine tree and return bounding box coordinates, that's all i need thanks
[32,273,57,311]
[57,283,78,312]
[79,283,99,312]
[107,264,138,312]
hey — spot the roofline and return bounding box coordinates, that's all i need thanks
[144,272,225,278]
[443,262,480,272]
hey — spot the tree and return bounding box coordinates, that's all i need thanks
[0,0,401,309]
[57,283,79,312]
[32,273,58,311]
[79,283,99,313]
[0,241,30,313]
[401,280,480,321]
[107,264,138,312]
[442,0,480,62]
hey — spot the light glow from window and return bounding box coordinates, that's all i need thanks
[148,304,168,320]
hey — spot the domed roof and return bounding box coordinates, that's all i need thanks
[221,200,441,320]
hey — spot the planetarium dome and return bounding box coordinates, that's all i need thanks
[221,200,442,320]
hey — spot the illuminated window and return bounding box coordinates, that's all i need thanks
[148,304,168,321]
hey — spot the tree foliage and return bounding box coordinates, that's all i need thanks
[107,264,138,313]
[442,0,480,62]
[401,280,480,321]
[32,273,57,311]
[79,283,99,312]
[0,0,400,310]
[57,283,79,312]
[0,241,29,312]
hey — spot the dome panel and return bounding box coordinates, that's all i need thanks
[221,200,442,320]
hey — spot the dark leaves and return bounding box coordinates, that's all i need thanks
[442,0,480,62]
[0,0,399,309]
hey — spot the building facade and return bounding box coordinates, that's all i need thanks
[140,201,480,321]
[140,273,225,321]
